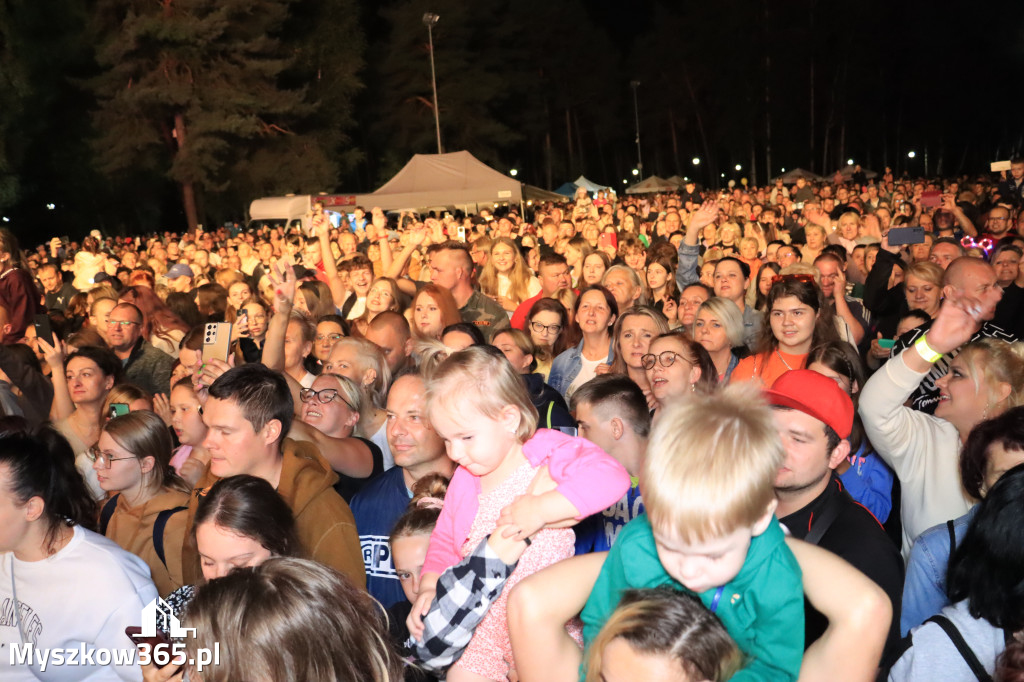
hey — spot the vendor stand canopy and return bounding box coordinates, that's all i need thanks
[573,176,610,193]
[625,176,679,194]
[772,168,825,183]
[832,165,879,180]
[361,151,564,211]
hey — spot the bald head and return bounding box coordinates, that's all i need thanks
[365,311,413,374]
[943,257,994,290]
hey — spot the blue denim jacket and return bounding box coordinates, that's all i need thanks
[900,505,976,636]
[548,339,613,398]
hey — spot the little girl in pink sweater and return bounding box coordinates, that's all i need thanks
[408,346,630,681]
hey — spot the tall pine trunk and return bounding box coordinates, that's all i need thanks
[174,112,199,234]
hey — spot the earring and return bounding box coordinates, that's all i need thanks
[690,383,696,393]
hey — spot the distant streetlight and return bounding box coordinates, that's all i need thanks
[631,168,639,176]
[734,164,742,171]
[847,158,854,165]
[907,150,916,159]
[46,203,55,210]
[631,81,642,180]
[692,157,701,166]
[720,173,726,178]
[510,168,518,177]
[622,179,628,184]
[781,167,786,172]
[422,12,442,154]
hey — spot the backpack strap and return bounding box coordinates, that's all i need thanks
[153,506,188,569]
[99,494,120,536]
[926,614,993,682]
[946,519,957,572]
[545,402,555,429]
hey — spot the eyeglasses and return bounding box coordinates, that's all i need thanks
[86,447,136,469]
[315,333,344,343]
[530,321,562,335]
[770,273,816,286]
[299,388,356,411]
[988,216,1009,222]
[641,351,690,370]
[106,319,140,328]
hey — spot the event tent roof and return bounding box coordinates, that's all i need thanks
[832,165,879,180]
[554,182,579,198]
[574,176,609,193]
[772,168,825,183]
[625,176,679,194]
[360,151,565,210]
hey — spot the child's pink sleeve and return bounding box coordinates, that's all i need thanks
[524,429,631,519]
[422,466,478,575]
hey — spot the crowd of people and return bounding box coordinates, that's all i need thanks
[3,161,1024,680]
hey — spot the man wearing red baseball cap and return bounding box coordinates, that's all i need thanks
[766,369,904,663]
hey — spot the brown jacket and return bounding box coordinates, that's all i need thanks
[103,488,190,597]
[181,438,365,588]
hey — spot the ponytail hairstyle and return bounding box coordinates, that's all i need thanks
[0,419,98,553]
[102,411,190,495]
[389,474,450,545]
[192,475,299,562]
[585,587,742,682]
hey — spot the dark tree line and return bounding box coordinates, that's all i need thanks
[1,0,1022,239]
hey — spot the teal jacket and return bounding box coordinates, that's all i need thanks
[580,514,804,681]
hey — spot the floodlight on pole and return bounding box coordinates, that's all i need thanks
[630,81,643,180]
[423,12,442,154]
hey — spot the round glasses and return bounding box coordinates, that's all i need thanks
[299,388,355,411]
[315,333,344,343]
[640,351,689,371]
[86,447,136,469]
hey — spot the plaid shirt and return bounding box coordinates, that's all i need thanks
[412,536,520,673]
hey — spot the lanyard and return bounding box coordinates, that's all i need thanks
[709,585,725,613]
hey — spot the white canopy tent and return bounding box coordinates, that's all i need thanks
[832,165,879,180]
[625,176,679,194]
[358,151,563,212]
[573,175,610,193]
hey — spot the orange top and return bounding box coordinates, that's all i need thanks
[729,349,808,389]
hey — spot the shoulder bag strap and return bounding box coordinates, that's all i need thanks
[946,519,957,572]
[803,485,844,546]
[925,614,993,682]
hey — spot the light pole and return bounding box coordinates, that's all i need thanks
[630,81,642,179]
[423,12,442,154]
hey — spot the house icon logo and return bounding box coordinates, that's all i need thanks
[140,597,196,638]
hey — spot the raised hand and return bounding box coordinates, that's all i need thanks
[688,200,719,231]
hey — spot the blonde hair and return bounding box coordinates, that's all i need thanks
[693,297,745,349]
[609,306,670,374]
[316,373,364,430]
[330,338,391,410]
[904,260,944,288]
[642,383,781,541]
[102,384,153,416]
[183,557,402,682]
[478,237,534,305]
[427,346,538,443]
[585,588,742,682]
[957,340,1024,414]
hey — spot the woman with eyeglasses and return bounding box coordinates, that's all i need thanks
[0,421,158,681]
[549,286,618,400]
[289,373,384,502]
[642,332,718,418]
[313,314,346,369]
[526,298,575,381]
[730,275,840,388]
[92,410,191,597]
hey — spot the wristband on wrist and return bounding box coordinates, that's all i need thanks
[914,334,943,363]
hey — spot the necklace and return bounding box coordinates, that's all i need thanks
[776,350,794,371]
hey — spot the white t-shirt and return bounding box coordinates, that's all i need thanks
[369,420,395,471]
[566,355,604,400]
[0,526,158,681]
